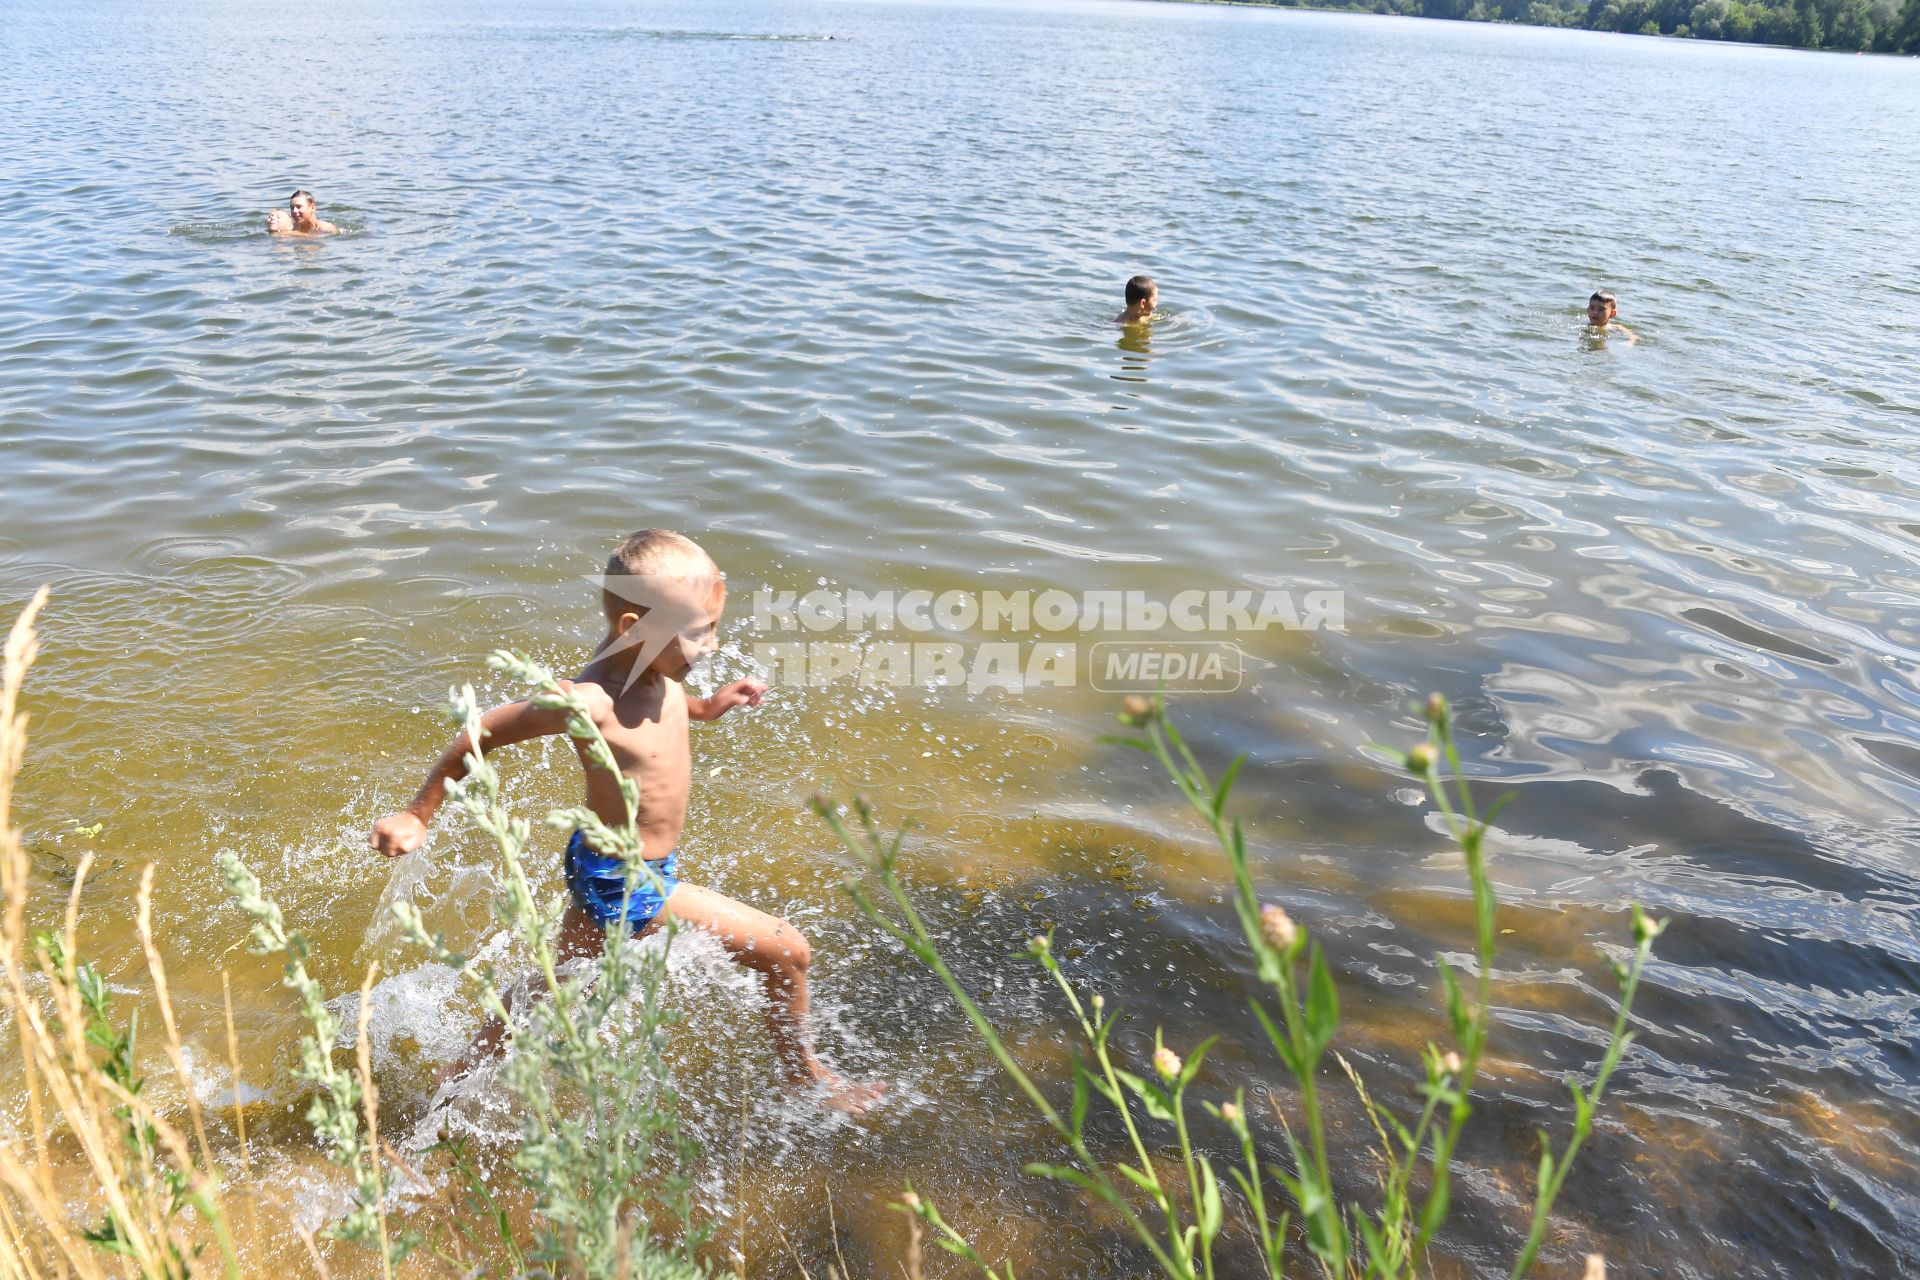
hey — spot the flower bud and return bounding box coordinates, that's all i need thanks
[901,1191,922,1211]
[1259,903,1298,950]
[1219,1101,1241,1125]
[1153,1046,1182,1081]
[1091,993,1105,1011]
[1407,742,1436,774]
[1030,934,1050,955]
[1442,1051,1462,1076]
[1631,907,1666,947]
[1122,694,1152,720]
[1426,693,1448,725]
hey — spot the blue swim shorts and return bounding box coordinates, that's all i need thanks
[563,830,679,928]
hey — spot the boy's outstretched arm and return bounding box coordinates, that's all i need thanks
[368,697,575,856]
[686,679,767,722]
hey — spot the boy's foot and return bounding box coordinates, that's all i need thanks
[433,1056,477,1089]
[789,1070,887,1115]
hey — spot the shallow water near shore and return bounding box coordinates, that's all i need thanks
[4,0,1920,1274]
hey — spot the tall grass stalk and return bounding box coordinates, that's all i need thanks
[0,599,705,1278]
[389,650,705,1280]
[222,649,707,1278]
[822,692,1663,1279]
[0,588,238,1279]
[219,847,409,1272]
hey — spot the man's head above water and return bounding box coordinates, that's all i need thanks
[1118,274,1159,324]
[272,189,338,235]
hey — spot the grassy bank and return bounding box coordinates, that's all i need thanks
[1,591,1661,1278]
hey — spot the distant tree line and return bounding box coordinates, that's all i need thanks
[1240,0,1920,51]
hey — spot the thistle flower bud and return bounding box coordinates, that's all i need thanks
[1153,1046,1182,1081]
[1631,907,1666,947]
[1407,742,1436,774]
[1442,1051,1462,1076]
[1259,903,1298,950]
[1219,1101,1241,1125]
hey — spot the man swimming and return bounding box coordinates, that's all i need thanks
[267,189,338,236]
[1116,274,1158,325]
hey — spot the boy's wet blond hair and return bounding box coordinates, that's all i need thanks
[601,529,724,621]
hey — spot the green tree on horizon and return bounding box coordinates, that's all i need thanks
[1227,0,1920,54]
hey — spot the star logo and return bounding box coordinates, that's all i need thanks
[587,570,725,695]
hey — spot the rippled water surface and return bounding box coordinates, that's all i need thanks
[4,0,1919,1274]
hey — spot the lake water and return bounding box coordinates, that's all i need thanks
[3,0,1918,1274]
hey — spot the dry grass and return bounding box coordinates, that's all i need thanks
[0,586,238,1277]
[0,593,714,1279]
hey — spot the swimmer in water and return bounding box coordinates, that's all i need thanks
[1585,290,1638,344]
[1116,274,1158,325]
[368,529,885,1114]
[268,189,337,236]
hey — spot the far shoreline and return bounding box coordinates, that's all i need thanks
[1126,0,1917,58]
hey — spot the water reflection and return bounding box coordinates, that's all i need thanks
[1113,316,1153,384]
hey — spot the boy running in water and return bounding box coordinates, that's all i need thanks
[369,529,882,1112]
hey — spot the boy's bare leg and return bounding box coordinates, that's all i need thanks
[436,890,883,1113]
[652,882,885,1113]
[435,904,606,1086]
